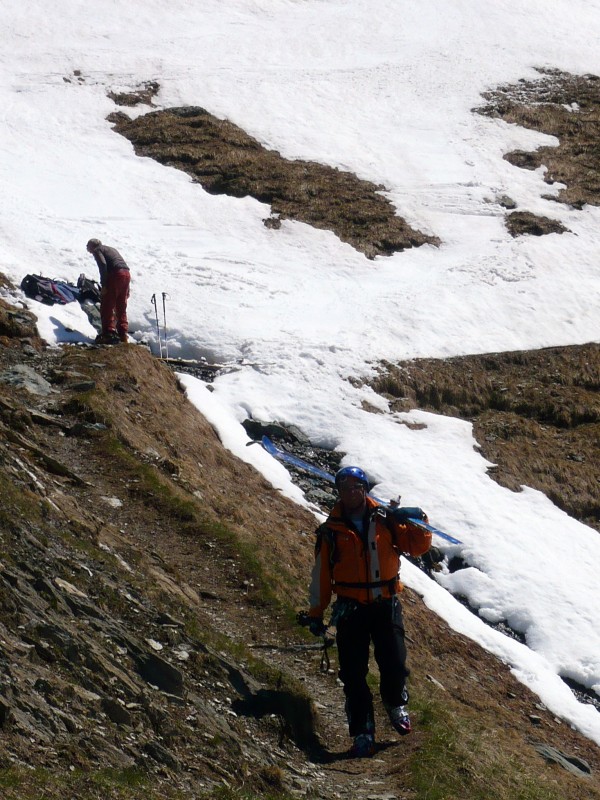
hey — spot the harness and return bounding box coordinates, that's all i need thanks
[333,576,398,592]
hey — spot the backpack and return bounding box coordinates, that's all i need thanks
[20,274,77,305]
[76,274,102,304]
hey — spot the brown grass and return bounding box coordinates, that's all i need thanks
[505,210,568,237]
[370,343,600,531]
[109,106,439,259]
[475,68,600,210]
[107,81,160,107]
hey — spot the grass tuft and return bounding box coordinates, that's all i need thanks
[408,696,561,800]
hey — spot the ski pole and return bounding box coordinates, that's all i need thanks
[150,294,163,358]
[162,292,169,361]
[297,611,335,672]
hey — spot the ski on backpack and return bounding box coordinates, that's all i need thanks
[260,436,462,545]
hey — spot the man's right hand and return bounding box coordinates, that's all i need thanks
[296,611,327,636]
[309,618,327,637]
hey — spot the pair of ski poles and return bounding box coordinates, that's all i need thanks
[151,292,169,360]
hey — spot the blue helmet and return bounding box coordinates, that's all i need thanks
[335,465,369,489]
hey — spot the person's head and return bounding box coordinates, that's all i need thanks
[86,238,102,253]
[335,466,368,514]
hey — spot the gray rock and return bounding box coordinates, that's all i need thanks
[144,740,180,770]
[68,421,108,437]
[101,697,133,726]
[496,194,517,209]
[534,743,592,777]
[0,365,54,396]
[135,652,184,696]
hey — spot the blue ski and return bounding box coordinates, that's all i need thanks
[260,436,462,545]
[261,435,336,483]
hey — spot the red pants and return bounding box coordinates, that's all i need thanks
[101,269,130,336]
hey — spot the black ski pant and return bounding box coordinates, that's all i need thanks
[335,596,409,737]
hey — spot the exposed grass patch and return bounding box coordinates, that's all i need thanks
[505,210,568,237]
[0,298,39,338]
[109,106,439,259]
[370,344,600,530]
[91,433,198,522]
[81,419,292,616]
[0,766,184,800]
[475,68,600,210]
[60,392,109,425]
[0,471,42,529]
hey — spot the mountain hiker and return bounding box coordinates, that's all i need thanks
[86,238,130,344]
[307,466,432,758]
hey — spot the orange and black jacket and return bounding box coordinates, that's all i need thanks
[309,495,432,618]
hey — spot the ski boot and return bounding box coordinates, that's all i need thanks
[349,733,376,758]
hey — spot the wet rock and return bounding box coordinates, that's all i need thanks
[245,419,313,445]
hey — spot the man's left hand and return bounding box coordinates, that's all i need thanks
[391,506,428,523]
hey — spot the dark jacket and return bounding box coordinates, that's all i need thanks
[92,245,129,285]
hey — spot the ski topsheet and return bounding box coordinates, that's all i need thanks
[260,436,462,545]
[261,435,336,483]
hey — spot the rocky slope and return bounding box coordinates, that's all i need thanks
[1,287,599,800]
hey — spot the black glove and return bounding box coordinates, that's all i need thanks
[391,506,427,523]
[309,618,327,637]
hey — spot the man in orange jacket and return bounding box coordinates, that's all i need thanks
[308,465,431,758]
